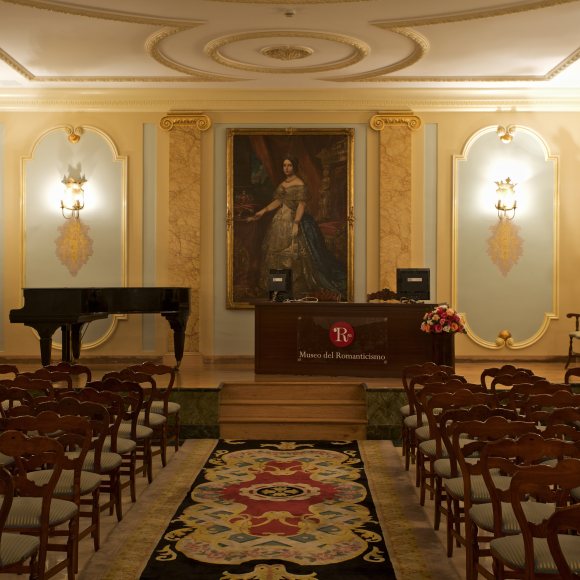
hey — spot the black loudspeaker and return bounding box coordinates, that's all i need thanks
[268,269,292,302]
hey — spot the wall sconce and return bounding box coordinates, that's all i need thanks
[494,177,517,220]
[60,175,86,219]
[497,125,515,144]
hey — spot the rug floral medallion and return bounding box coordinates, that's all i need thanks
[141,439,396,579]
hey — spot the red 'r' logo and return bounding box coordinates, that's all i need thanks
[329,321,355,347]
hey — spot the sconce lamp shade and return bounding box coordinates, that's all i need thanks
[61,174,86,219]
[494,177,517,220]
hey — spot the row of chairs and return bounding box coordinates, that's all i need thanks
[0,360,181,579]
[398,361,580,580]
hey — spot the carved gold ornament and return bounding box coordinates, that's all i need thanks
[54,219,94,276]
[260,45,313,61]
[487,219,523,277]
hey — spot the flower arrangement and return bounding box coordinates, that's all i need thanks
[420,304,466,334]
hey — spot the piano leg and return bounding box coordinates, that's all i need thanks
[163,312,188,369]
[71,323,83,361]
[61,324,73,363]
[29,323,61,366]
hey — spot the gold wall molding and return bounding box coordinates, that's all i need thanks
[370,111,421,290]
[370,112,422,131]
[160,113,212,132]
[160,112,212,353]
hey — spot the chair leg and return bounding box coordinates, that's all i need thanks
[173,412,181,451]
[566,336,574,368]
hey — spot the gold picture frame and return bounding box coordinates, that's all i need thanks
[226,128,354,309]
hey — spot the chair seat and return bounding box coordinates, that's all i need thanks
[399,403,411,417]
[490,534,580,575]
[433,456,482,478]
[415,425,431,441]
[569,331,580,339]
[404,414,420,429]
[419,437,475,459]
[118,423,153,441]
[103,436,136,455]
[5,497,78,528]
[444,474,512,503]
[469,501,555,535]
[0,453,14,467]
[135,411,166,427]
[28,469,102,497]
[67,450,123,473]
[0,533,40,567]
[150,401,180,415]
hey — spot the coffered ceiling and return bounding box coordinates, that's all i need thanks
[1,0,579,92]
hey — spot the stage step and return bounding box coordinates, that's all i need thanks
[218,381,368,440]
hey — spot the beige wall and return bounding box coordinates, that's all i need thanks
[1,91,579,363]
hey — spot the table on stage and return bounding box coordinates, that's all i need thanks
[254,300,451,378]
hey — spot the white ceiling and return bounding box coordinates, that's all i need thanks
[1,0,580,92]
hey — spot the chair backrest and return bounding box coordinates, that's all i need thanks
[43,362,92,387]
[480,433,580,538]
[125,361,176,391]
[402,362,456,410]
[19,368,73,391]
[480,364,534,389]
[3,411,92,501]
[0,430,64,500]
[0,364,19,380]
[522,390,580,419]
[497,380,572,414]
[35,396,110,470]
[489,371,545,393]
[0,375,55,400]
[408,371,466,418]
[564,366,580,385]
[418,386,495,457]
[546,504,580,580]
[0,384,35,418]
[439,406,521,478]
[507,458,580,580]
[86,378,143,439]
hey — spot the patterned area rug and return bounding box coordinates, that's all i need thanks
[81,439,453,580]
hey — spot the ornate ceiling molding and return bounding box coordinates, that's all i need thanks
[205,30,368,74]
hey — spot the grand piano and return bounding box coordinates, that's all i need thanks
[9,287,190,368]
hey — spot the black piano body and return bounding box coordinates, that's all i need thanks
[9,287,190,368]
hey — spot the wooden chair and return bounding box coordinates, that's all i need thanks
[44,362,92,389]
[480,433,580,580]
[38,395,123,523]
[71,387,136,509]
[480,365,534,390]
[0,430,78,580]
[565,312,580,369]
[404,369,464,472]
[88,378,154,485]
[4,411,101,573]
[522,390,580,421]
[489,454,580,579]
[0,466,40,577]
[124,361,180,453]
[445,416,539,580]
[415,384,492,508]
[400,361,455,464]
[102,369,168,467]
[546,504,580,580]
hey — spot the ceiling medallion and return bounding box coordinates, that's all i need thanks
[261,45,313,61]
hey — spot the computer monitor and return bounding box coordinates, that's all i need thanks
[396,268,430,301]
[268,268,292,301]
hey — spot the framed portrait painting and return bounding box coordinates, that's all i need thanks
[226,128,354,309]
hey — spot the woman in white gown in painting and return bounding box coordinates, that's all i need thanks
[248,156,346,299]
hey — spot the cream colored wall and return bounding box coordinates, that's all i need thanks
[1,95,579,363]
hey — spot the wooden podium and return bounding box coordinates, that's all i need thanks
[254,301,447,378]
